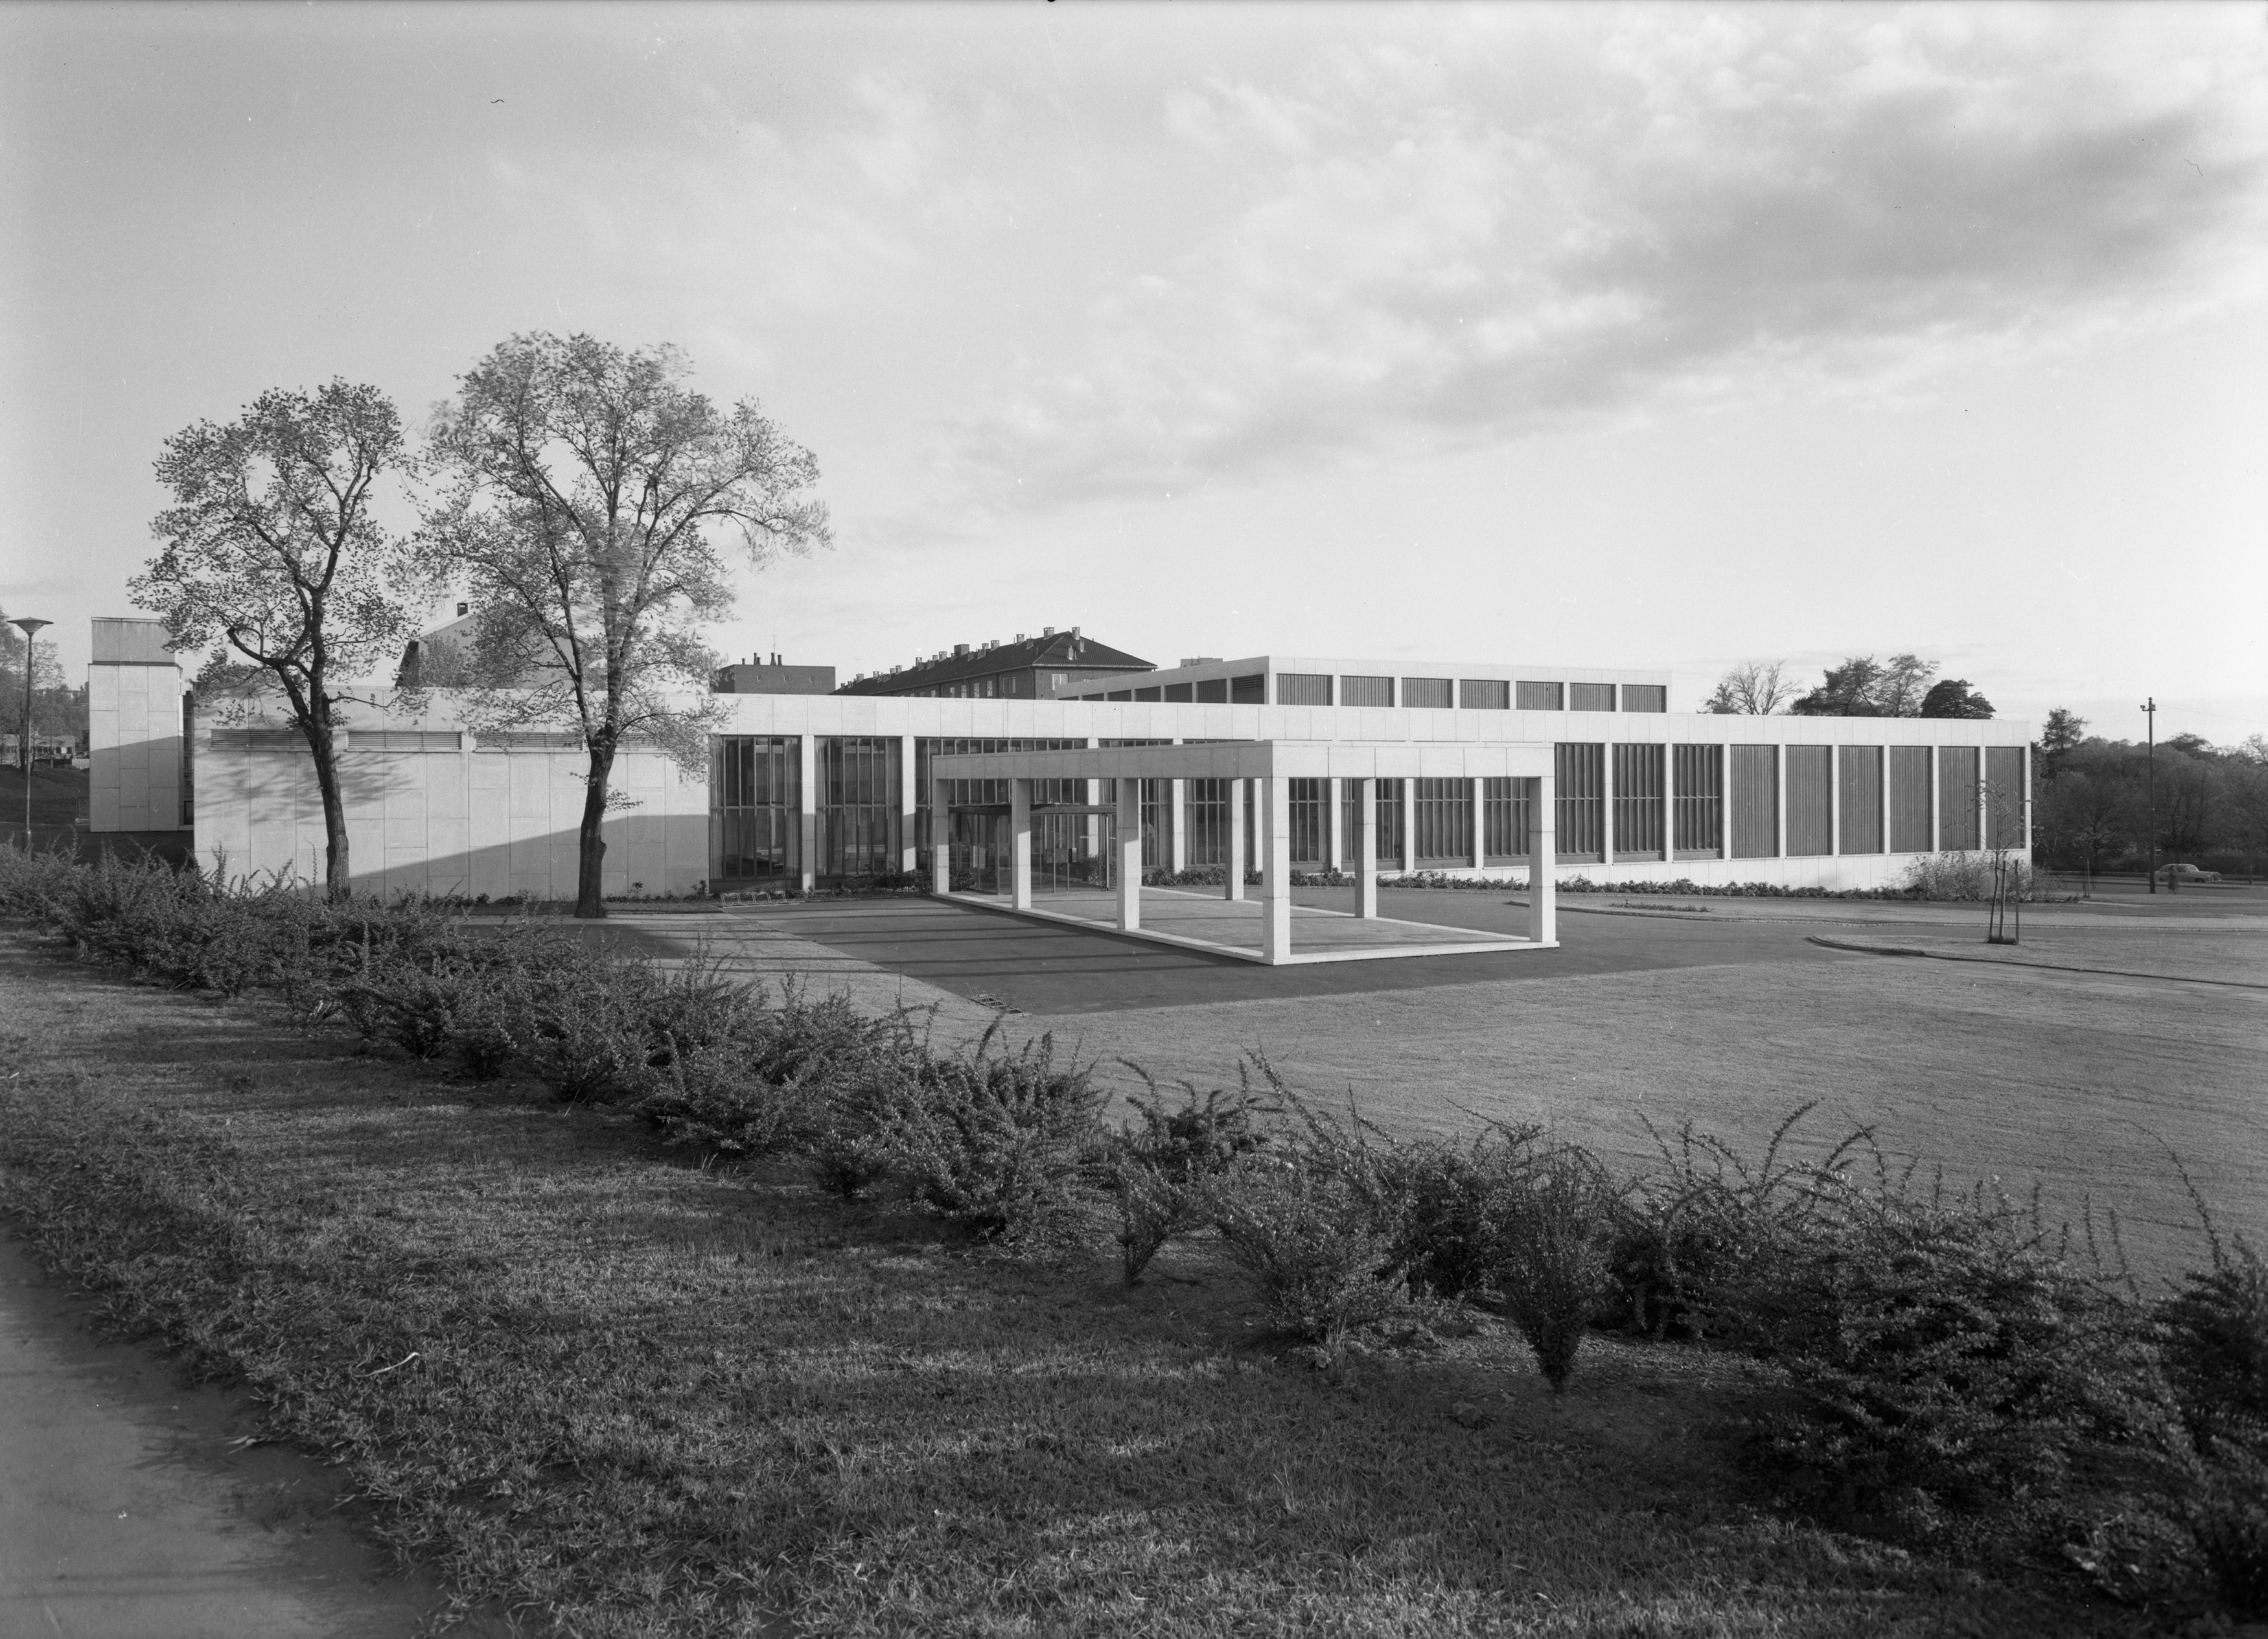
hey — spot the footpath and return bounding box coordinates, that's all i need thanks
[0,1232,450,1639]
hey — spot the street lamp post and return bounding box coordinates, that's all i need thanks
[10,617,51,850]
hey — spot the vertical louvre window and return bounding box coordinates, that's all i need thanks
[1412,777,1473,864]
[1556,744,1604,861]
[1483,777,1530,860]
[1194,678,1229,704]
[1288,779,1328,865]
[1517,681,1564,711]
[1672,744,1723,857]
[915,739,1084,864]
[1838,746,1883,854]
[1277,672,1332,706]
[1340,675,1394,709]
[715,736,798,882]
[1612,743,1665,858]
[1569,682,1616,713]
[1890,746,1932,853]
[1938,748,1980,850]
[1230,673,1266,704]
[1402,677,1453,710]
[1460,678,1509,711]
[819,737,901,880]
[1183,779,1230,866]
[1337,779,1405,865]
[1730,746,1777,858]
[1142,779,1166,867]
[1621,684,1668,713]
[1163,682,1194,702]
[1787,746,1833,857]
[1986,748,2027,849]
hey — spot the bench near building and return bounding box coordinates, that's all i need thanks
[86,621,2033,919]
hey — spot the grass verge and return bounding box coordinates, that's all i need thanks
[0,930,2142,1636]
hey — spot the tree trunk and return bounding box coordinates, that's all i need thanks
[574,743,616,919]
[307,713,351,902]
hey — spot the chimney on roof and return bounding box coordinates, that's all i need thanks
[1072,626,1081,639]
[1043,626,1056,636]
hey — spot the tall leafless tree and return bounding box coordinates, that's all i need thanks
[133,382,413,898]
[419,333,829,918]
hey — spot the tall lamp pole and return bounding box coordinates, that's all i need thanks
[10,616,51,850]
[2141,697,2157,895]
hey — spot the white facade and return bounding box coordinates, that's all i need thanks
[87,618,187,833]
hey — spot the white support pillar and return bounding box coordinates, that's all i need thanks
[2020,744,2033,854]
[1470,776,1486,874]
[1828,742,1842,857]
[1719,742,1733,862]
[1168,777,1188,873]
[1663,739,1675,869]
[1010,777,1033,910]
[1225,778,1246,900]
[1530,771,1556,945]
[1978,752,1996,856]
[1084,735,1102,869]
[1601,742,1617,869]
[899,733,919,874]
[1399,777,1417,874]
[1261,776,1292,963]
[929,774,951,896]
[796,734,818,894]
[1326,777,1344,872]
[1878,746,1892,863]
[1115,774,1142,931]
[1928,745,1941,853]
[1774,743,1788,859]
[1356,776,1379,919]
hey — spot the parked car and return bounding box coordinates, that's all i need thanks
[2155,862,2223,884]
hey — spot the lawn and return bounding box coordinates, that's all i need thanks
[0,930,2141,1638]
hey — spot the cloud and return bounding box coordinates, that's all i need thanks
[952,6,2268,508]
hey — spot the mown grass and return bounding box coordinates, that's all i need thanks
[0,934,2142,1638]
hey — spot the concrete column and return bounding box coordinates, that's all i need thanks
[929,774,951,896]
[1084,735,1101,871]
[1719,743,1733,861]
[2020,744,2033,853]
[1928,745,1940,853]
[1663,740,1675,867]
[1399,777,1417,873]
[1326,777,1344,871]
[1879,747,1892,861]
[1774,743,1788,859]
[1010,777,1032,910]
[1530,771,1556,945]
[1225,777,1246,900]
[1262,776,1292,963]
[1828,742,1842,856]
[1169,777,1188,873]
[1356,775,1379,919]
[1115,773,1142,931]
[1470,776,1486,873]
[1976,748,1988,853]
[796,734,818,893]
[1601,742,1617,868]
[899,733,918,874]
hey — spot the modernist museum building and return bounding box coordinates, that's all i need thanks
[87,618,2033,919]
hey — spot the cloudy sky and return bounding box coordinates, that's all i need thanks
[3,1,2263,741]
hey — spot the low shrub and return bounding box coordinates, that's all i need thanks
[1493,1141,1620,1393]
[1899,852,2041,902]
[1391,1128,1536,1301]
[2153,1215,2268,1615]
[875,1024,1108,1241]
[1102,1063,1273,1284]
[1209,1088,1411,1354]
[1717,1168,2148,1525]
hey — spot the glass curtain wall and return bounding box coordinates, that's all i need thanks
[818,737,900,880]
[713,736,798,884]
[1413,778,1474,865]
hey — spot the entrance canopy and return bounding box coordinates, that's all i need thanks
[928,740,1557,966]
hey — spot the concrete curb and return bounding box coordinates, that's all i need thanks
[1802,935,2268,992]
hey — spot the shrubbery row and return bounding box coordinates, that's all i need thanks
[0,848,2258,1614]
